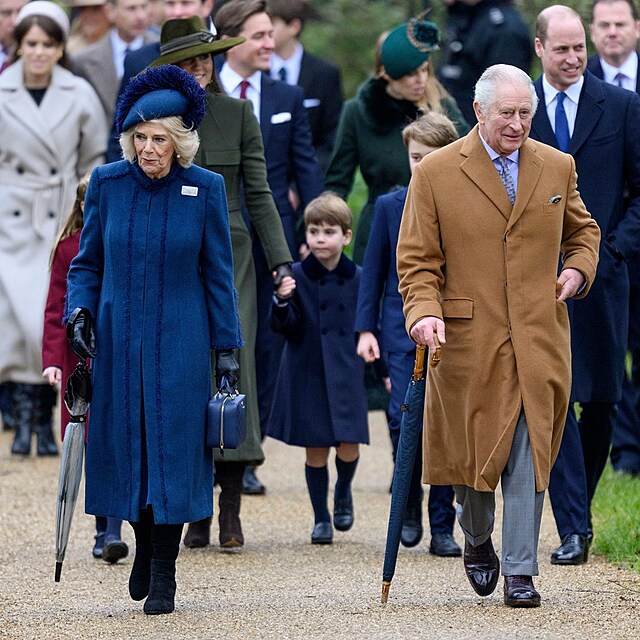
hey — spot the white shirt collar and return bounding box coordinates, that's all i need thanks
[599,52,638,86]
[219,63,262,96]
[477,128,519,164]
[270,42,303,84]
[542,73,583,107]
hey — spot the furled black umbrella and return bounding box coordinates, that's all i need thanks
[54,362,92,582]
[381,342,440,604]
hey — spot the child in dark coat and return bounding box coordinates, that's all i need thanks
[355,113,462,558]
[268,193,369,545]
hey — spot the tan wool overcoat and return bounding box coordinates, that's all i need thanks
[397,126,601,492]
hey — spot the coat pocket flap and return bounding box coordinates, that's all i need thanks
[441,298,473,319]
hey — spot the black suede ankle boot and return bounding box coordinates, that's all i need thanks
[129,510,153,601]
[144,523,183,615]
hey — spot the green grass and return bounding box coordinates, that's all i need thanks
[591,464,640,572]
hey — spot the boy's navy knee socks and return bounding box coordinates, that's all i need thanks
[334,456,359,503]
[305,464,331,524]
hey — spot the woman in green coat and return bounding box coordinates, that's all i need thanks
[151,17,292,549]
[325,17,470,264]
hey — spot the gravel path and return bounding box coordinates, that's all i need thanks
[0,412,638,640]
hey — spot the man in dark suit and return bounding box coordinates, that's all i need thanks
[437,0,533,125]
[105,0,213,161]
[268,0,343,172]
[588,0,640,478]
[215,0,323,494]
[530,4,640,564]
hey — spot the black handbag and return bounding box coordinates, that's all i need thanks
[206,376,247,452]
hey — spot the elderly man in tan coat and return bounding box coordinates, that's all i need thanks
[397,64,600,608]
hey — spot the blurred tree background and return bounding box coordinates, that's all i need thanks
[303,0,598,100]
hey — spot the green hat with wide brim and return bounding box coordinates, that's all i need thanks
[150,16,245,67]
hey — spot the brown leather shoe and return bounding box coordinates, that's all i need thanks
[503,575,541,608]
[183,517,211,548]
[463,538,500,596]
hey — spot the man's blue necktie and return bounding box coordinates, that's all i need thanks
[555,92,570,153]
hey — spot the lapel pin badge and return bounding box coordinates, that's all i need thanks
[548,195,562,204]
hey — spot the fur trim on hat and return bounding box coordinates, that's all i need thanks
[115,65,206,134]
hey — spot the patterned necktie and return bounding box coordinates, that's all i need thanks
[498,157,516,205]
[239,79,250,100]
[555,92,570,153]
[278,66,287,83]
[614,72,626,88]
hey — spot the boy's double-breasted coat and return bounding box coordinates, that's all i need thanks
[267,254,369,448]
[0,61,106,385]
[66,161,242,525]
[397,127,600,492]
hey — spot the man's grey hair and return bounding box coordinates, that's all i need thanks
[474,64,539,117]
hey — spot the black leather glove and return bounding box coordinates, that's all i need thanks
[215,349,239,390]
[273,262,293,289]
[66,307,96,360]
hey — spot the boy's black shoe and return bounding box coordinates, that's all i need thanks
[333,498,354,531]
[311,522,333,544]
[429,533,462,557]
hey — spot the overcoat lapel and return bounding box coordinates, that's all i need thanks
[506,139,544,233]
[259,74,276,149]
[460,126,512,221]
[1,62,71,160]
[569,72,604,156]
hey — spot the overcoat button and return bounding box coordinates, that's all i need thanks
[339,329,346,336]
[16,166,24,174]
[321,328,328,335]
[337,278,344,285]
[338,303,345,311]
[320,278,326,286]
[50,168,57,175]
[320,303,327,311]
[13,210,20,216]
[48,212,56,218]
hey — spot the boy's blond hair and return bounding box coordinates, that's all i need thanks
[304,192,353,234]
[402,112,459,149]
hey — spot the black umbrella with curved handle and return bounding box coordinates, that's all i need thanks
[54,362,92,582]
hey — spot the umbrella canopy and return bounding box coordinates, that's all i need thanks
[54,362,91,582]
[381,342,440,604]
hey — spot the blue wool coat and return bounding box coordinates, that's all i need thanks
[66,160,242,524]
[267,253,369,447]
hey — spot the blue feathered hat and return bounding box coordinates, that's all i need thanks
[115,65,206,133]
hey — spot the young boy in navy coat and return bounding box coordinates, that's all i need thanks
[267,192,368,545]
[355,113,461,557]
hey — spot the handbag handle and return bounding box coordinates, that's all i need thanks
[217,375,238,396]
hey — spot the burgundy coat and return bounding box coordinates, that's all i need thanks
[42,231,86,439]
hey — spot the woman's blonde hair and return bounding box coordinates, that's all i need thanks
[119,116,200,168]
[48,171,92,269]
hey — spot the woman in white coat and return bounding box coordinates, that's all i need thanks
[0,1,106,455]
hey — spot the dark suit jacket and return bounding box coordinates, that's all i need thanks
[105,43,161,162]
[531,71,640,402]
[355,187,413,354]
[258,74,323,253]
[297,50,343,172]
[587,52,640,92]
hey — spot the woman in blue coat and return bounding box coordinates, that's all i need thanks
[66,66,242,616]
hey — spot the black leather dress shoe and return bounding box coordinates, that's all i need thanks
[242,466,266,495]
[333,498,354,531]
[504,575,541,608]
[311,521,333,545]
[550,533,588,565]
[400,501,423,548]
[429,533,462,557]
[463,538,500,596]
